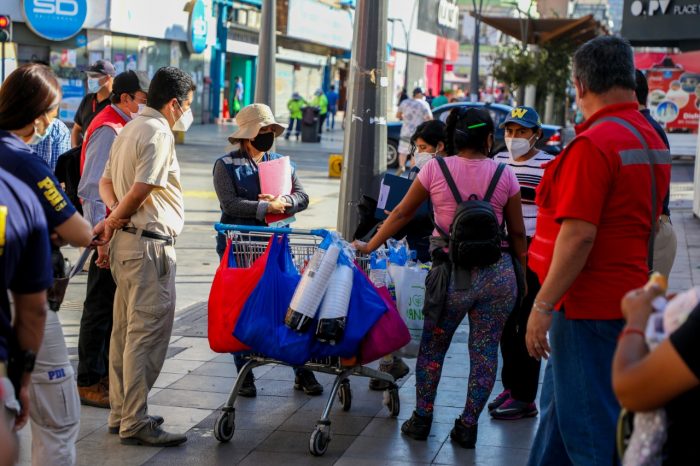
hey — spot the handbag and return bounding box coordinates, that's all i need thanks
[360,286,411,364]
[207,237,271,353]
[234,234,314,365]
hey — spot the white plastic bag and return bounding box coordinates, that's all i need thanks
[388,263,428,358]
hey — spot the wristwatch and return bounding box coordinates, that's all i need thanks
[21,350,36,373]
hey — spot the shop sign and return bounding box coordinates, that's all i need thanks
[416,0,460,40]
[622,0,700,48]
[22,0,87,41]
[187,0,208,54]
[58,78,84,122]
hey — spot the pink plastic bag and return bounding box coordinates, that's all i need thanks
[360,286,411,364]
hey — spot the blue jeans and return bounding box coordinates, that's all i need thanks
[527,312,624,466]
[327,107,337,129]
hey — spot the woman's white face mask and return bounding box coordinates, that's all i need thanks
[413,151,437,169]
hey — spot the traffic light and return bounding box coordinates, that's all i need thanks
[0,15,11,43]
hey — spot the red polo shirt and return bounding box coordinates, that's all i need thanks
[529,102,671,320]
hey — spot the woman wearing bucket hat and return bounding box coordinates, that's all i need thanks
[212,103,321,398]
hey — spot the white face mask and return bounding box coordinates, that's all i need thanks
[414,152,435,169]
[28,118,51,146]
[172,102,193,132]
[130,103,146,119]
[505,135,536,158]
[87,77,102,93]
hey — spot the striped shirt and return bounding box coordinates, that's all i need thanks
[494,150,554,237]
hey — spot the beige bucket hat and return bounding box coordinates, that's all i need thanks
[228,103,286,144]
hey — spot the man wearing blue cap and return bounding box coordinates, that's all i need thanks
[490,106,554,421]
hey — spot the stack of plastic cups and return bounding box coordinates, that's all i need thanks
[316,264,354,344]
[285,244,341,332]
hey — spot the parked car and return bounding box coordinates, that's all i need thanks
[386,102,563,167]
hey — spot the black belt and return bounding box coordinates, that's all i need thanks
[121,227,173,245]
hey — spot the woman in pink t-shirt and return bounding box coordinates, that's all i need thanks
[354,108,526,449]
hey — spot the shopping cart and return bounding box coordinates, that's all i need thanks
[211,223,401,456]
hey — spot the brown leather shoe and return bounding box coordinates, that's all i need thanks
[78,383,110,409]
[99,376,109,392]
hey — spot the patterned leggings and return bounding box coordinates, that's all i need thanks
[415,254,517,426]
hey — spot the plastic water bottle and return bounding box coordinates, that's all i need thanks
[285,244,340,332]
[316,264,353,344]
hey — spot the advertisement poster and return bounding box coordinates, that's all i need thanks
[59,79,85,123]
[126,54,137,71]
[113,53,126,74]
[647,65,700,133]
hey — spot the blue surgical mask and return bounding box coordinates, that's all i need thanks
[28,119,51,146]
[87,77,102,93]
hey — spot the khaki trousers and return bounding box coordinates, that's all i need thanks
[108,230,176,437]
[653,217,677,278]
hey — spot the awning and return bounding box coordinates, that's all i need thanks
[471,13,607,46]
[636,51,700,74]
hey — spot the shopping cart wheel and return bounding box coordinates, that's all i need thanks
[383,388,400,417]
[338,379,352,412]
[309,427,330,456]
[214,411,235,442]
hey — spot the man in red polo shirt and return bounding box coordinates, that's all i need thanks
[524,36,671,465]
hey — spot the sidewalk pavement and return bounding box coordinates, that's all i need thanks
[16,126,700,465]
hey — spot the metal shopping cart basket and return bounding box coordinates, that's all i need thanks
[211,224,401,456]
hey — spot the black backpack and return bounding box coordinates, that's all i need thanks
[54,145,83,215]
[434,157,506,268]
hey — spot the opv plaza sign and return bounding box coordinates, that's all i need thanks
[622,0,700,50]
[22,0,87,41]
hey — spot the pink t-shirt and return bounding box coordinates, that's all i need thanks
[417,156,520,236]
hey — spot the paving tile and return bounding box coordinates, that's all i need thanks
[143,424,270,466]
[76,429,162,466]
[191,361,239,378]
[237,450,336,466]
[476,418,539,450]
[432,443,531,465]
[148,405,212,432]
[254,430,355,457]
[299,394,384,418]
[170,345,219,362]
[168,374,237,394]
[228,409,294,431]
[160,359,205,375]
[153,372,187,389]
[148,388,228,410]
[342,429,446,463]
[278,410,373,436]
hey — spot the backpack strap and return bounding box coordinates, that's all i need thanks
[590,116,659,272]
[483,163,507,203]
[435,156,463,204]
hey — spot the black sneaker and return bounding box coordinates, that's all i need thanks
[369,356,410,391]
[237,372,257,398]
[294,370,323,396]
[450,418,477,449]
[487,389,511,413]
[401,411,433,440]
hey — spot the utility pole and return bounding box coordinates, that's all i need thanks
[337,0,388,238]
[255,0,276,111]
[470,0,484,102]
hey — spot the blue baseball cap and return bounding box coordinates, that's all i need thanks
[500,106,542,129]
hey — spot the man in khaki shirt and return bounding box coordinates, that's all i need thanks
[98,66,195,447]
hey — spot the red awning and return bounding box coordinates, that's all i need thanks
[635,51,700,73]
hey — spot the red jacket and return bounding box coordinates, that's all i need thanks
[79,105,127,175]
[529,102,671,320]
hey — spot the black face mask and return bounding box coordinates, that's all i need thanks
[251,132,274,152]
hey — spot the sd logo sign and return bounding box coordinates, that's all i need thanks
[22,0,87,41]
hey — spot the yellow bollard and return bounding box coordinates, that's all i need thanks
[328,154,343,178]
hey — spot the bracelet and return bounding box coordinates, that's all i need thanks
[532,302,554,315]
[618,327,645,342]
[534,299,555,310]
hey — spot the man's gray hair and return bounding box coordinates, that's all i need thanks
[573,36,636,95]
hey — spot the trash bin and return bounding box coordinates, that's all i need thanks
[301,106,320,143]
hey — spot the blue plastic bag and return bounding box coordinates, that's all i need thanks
[311,260,388,359]
[233,234,313,365]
